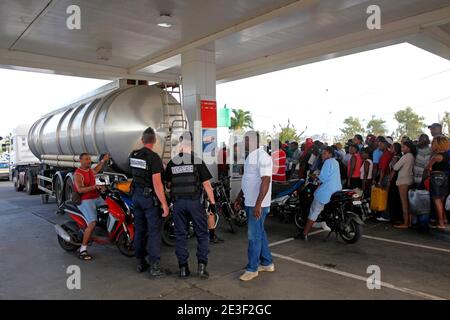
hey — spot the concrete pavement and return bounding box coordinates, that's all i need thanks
[0,181,449,300]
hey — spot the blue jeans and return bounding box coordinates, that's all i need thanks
[246,206,273,272]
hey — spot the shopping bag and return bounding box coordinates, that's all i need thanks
[408,189,430,216]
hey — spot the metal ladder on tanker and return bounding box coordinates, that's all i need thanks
[159,83,187,164]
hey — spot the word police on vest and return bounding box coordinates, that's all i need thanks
[130,158,147,169]
[171,165,194,174]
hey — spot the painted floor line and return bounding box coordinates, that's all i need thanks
[362,235,450,254]
[271,253,446,301]
[269,230,326,247]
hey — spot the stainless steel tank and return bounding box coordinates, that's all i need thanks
[28,82,185,173]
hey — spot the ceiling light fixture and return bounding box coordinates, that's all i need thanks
[157,14,173,28]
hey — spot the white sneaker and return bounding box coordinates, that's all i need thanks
[377,217,390,222]
[258,264,275,272]
[240,271,259,281]
[320,222,331,231]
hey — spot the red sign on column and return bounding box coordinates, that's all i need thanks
[200,100,217,128]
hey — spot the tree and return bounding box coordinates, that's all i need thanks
[439,111,450,135]
[366,116,387,137]
[339,117,365,143]
[230,109,253,131]
[394,107,425,140]
[272,119,305,143]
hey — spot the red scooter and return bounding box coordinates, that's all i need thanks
[55,179,135,257]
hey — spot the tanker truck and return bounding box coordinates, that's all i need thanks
[17,79,187,206]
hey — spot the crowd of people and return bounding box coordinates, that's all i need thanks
[269,123,449,230]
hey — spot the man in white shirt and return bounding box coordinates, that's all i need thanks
[234,131,274,281]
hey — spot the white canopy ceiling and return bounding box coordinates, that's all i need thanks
[1,0,450,82]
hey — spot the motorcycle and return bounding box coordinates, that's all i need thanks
[211,177,247,231]
[271,179,306,222]
[55,175,135,257]
[294,178,364,244]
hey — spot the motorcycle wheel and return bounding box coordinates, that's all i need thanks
[116,232,135,257]
[57,222,82,252]
[57,235,79,252]
[162,216,176,247]
[221,204,236,234]
[233,209,247,227]
[294,209,307,230]
[339,218,363,244]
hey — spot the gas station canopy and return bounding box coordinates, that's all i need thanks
[1,0,450,83]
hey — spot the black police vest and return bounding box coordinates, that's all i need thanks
[170,160,202,199]
[129,148,153,189]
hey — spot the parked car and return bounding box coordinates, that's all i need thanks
[0,161,10,180]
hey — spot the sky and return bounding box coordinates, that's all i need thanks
[217,43,450,140]
[0,42,449,141]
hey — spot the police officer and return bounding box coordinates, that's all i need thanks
[165,132,216,279]
[129,127,170,278]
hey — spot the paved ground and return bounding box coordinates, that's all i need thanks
[0,181,449,300]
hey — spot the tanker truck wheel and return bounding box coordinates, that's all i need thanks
[13,171,24,192]
[26,170,39,195]
[64,177,74,203]
[55,178,64,207]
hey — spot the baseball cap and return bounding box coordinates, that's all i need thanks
[378,136,393,145]
[428,123,442,129]
[385,137,394,145]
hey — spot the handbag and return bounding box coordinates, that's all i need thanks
[72,191,82,206]
[408,189,430,216]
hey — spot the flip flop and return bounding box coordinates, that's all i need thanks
[393,224,409,229]
[78,250,93,261]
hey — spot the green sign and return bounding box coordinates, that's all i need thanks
[217,107,231,128]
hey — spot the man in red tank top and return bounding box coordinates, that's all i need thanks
[74,152,110,260]
[271,140,287,182]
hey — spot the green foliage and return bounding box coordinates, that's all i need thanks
[230,109,254,131]
[439,111,450,135]
[366,116,387,137]
[394,107,425,140]
[273,119,304,143]
[339,117,365,143]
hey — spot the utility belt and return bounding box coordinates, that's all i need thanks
[172,194,201,201]
[132,184,161,207]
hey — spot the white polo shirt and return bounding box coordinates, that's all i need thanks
[242,148,273,207]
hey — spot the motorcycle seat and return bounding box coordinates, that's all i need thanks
[63,201,81,213]
[331,190,355,201]
[272,179,304,197]
[63,201,108,214]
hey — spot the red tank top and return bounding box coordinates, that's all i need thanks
[272,150,287,182]
[74,168,99,201]
[348,153,363,178]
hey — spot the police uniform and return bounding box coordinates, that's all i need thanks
[165,152,212,276]
[129,147,164,266]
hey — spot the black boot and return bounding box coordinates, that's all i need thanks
[210,229,224,244]
[149,261,167,278]
[179,263,191,278]
[136,258,149,273]
[198,262,209,279]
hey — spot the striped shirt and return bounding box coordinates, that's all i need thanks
[272,149,287,182]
